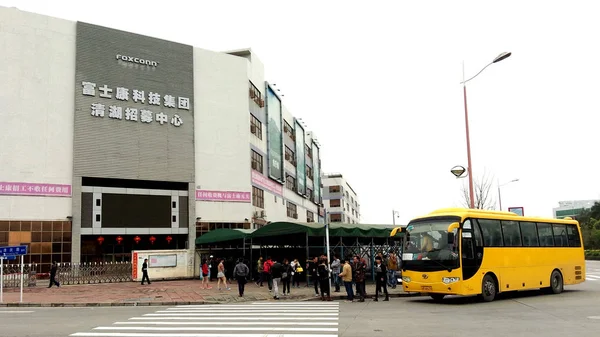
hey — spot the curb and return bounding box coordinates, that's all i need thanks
[305,292,421,301]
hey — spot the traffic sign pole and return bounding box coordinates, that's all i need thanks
[1,257,4,303]
[20,255,24,303]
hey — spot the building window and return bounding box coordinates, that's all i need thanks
[287,202,298,219]
[250,114,262,140]
[249,81,264,107]
[285,146,295,166]
[252,186,264,209]
[330,214,342,222]
[284,121,295,140]
[306,188,313,201]
[305,144,312,158]
[329,185,341,193]
[330,199,341,207]
[307,211,315,223]
[251,150,263,173]
[306,165,313,178]
[286,174,296,191]
[345,191,349,198]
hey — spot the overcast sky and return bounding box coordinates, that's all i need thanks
[3,0,599,225]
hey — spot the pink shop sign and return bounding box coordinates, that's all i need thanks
[195,190,251,203]
[251,170,283,196]
[0,181,72,197]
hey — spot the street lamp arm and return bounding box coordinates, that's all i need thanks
[461,62,493,85]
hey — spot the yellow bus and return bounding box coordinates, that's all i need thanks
[391,208,585,302]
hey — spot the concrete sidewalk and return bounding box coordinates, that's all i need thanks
[0,279,415,307]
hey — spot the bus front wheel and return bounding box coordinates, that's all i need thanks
[549,270,564,294]
[481,274,497,302]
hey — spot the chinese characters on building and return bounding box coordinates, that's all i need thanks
[82,81,190,128]
[0,182,72,197]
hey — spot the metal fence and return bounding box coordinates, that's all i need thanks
[1,263,38,288]
[1,262,133,288]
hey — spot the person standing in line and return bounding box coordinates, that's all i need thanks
[282,258,292,296]
[234,258,250,297]
[256,257,264,286]
[353,256,366,302]
[387,252,398,289]
[374,256,389,301]
[201,259,211,289]
[48,261,60,288]
[270,258,283,300]
[263,256,273,291]
[217,259,230,291]
[318,257,332,301]
[141,259,151,285]
[293,259,303,288]
[309,257,320,297]
[339,258,354,302]
[331,255,341,292]
[289,258,297,288]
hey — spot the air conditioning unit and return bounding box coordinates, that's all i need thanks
[285,153,291,160]
[293,213,298,218]
[253,211,261,218]
[259,100,265,108]
[249,90,255,99]
[251,162,257,169]
[250,125,256,133]
[261,210,266,218]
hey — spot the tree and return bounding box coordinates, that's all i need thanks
[460,171,496,210]
[576,202,600,249]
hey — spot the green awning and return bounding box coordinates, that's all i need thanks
[195,228,254,245]
[250,222,397,239]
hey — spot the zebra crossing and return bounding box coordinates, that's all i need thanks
[586,268,600,281]
[70,301,340,337]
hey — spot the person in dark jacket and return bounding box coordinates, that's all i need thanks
[48,261,60,288]
[374,256,389,301]
[282,259,292,295]
[233,258,250,297]
[141,258,151,285]
[318,258,332,301]
[353,256,366,302]
[270,258,284,299]
[308,257,319,296]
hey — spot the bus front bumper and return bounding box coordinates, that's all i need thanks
[402,275,462,295]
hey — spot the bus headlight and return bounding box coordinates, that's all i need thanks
[402,276,411,283]
[442,277,460,284]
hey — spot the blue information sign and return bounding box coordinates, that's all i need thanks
[0,245,28,256]
[3,255,16,260]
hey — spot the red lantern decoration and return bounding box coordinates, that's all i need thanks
[116,236,123,245]
[134,236,141,244]
[97,236,104,245]
[166,235,173,244]
[149,236,156,245]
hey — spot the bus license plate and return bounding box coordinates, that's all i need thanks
[421,286,432,291]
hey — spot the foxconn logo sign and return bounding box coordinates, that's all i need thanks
[116,54,159,67]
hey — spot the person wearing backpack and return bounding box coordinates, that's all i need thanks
[263,256,274,291]
[233,258,250,297]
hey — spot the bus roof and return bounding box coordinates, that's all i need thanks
[409,207,579,225]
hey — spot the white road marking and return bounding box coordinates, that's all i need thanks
[72,333,338,337]
[94,326,338,332]
[130,317,338,321]
[115,321,338,326]
[158,309,339,313]
[144,313,339,316]
[0,311,35,314]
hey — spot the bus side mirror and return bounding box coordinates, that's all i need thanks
[447,233,455,244]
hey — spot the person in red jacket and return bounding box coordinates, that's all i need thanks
[263,256,274,291]
[201,259,211,289]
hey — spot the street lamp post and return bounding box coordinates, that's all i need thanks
[498,178,519,211]
[392,210,400,226]
[461,52,512,209]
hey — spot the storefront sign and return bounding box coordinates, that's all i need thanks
[0,182,71,197]
[82,81,189,127]
[251,170,283,196]
[196,190,251,202]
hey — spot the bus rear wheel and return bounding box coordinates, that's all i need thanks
[549,270,564,294]
[481,274,497,302]
[430,294,445,302]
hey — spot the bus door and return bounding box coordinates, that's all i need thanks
[461,219,480,280]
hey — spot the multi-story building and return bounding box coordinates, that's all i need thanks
[553,200,599,219]
[0,7,324,270]
[322,173,360,223]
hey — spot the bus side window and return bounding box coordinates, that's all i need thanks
[537,223,555,247]
[519,222,539,247]
[566,225,582,247]
[552,224,568,247]
[478,219,503,247]
[501,221,522,247]
[472,219,484,247]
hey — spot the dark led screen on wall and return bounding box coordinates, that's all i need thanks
[101,194,171,228]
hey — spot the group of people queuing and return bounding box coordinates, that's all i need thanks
[198,251,401,302]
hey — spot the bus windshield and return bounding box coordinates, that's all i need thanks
[402,218,460,272]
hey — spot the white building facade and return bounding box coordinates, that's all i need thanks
[553,200,599,219]
[322,173,360,223]
[0,7,324,270]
